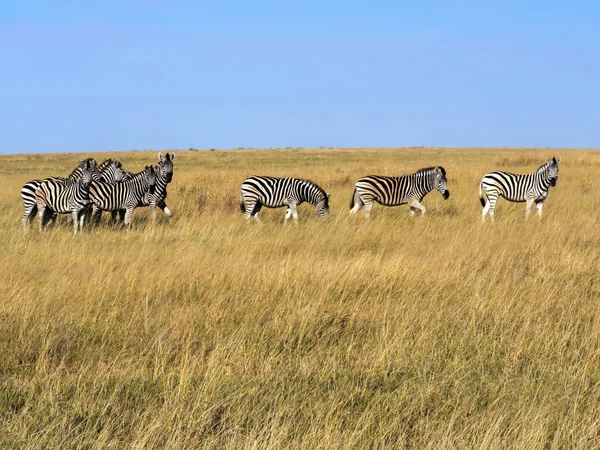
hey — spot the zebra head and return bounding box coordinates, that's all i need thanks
[315,193,331,218]
[99,158,126,183]
[545,157,561,186]
[158,152,175,183]
[79,159,96,187]
[145,165,157,194]
[434,167,450,199]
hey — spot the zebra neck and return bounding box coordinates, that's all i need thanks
[154,175,168,198]
[538,172,551,189]
[413,171,436,198]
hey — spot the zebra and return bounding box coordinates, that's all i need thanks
[35,159,97,233]
[106,153,175,224]
[88,165,157,229]
[349,167,450,218]
[479,157,561,221]
[21,158,99,229]
[239,176,330,222]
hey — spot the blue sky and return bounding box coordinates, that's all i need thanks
[1,1,599,153]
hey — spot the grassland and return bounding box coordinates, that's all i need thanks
[1,147,599,449]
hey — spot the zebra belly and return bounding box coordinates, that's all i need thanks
[376,199,407,206]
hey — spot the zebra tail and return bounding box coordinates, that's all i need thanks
[349,187,356,209]
[479,182,486,207]
[239,193,245,213]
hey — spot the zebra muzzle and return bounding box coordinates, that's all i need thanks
[443,191,450,199]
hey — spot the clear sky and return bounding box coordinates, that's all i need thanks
[1,1,599,153]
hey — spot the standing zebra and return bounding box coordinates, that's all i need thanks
[239,176,330,222]
[21,158,126,228]
[479,157,561,221]
[349,167,450,218]
[107,153,175,224]
[89,165,157,229]
[21,158,98,228]
[35,159,96,233]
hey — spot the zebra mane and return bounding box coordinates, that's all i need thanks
[536,163,550,173]
[68,158,96,177]
[415,166,446,176]
[98,158,122,171]
[299,178,328,200]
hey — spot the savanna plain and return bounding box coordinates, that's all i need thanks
[1,147,600,449]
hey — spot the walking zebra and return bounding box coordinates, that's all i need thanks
[479,157,561,221]
[35,159,96,233]
[239,176,330,222]
[349,167,450,218]
[89,165,157,229]
[21,158,99,229]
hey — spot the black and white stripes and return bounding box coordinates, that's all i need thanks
[89,166,157,228]
[479,157,561,221]
[35,159,97,233]
[349,167,449,218]
[19,153,566,230]
[240,176,330,222]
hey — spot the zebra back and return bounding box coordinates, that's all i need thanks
[89,165,157,211]
[354,166,449,205]
[36,160,96,214]
[241,176,330,215]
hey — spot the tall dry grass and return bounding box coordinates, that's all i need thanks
[1,147,599,449]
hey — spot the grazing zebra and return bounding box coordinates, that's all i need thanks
[479,157,561,221]
[35,159,96,233]
[349,167,450,218]
[21,158,99,228]
[89,165,157,228]
[239,176,330,222]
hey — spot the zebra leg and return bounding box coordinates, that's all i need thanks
[409,200,426,217]
[349,195,364,215]
[48,212,58,228]
[525,198,534,218]
[92,205,102,225]
[124,206,135,229]
[72,210,80,233]
[252,203,263,223]
[483,192,498,222]
[536,201,543,218]
[22,204,36,229]
[37,203,46,231]
[79,211,86,232]
[481,200,491,222]
[158,200,172,218]
[284,207,292,221]
[288,203,299,223]
[150,202,157,223]
[364,201,374,218]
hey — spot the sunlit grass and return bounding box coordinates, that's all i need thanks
[1,147,599,448]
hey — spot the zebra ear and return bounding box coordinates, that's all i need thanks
[555,157,561,164]
[158,153,164,162]
[546,157,553,164]
[170,153,175,160]
[434,167,441,174]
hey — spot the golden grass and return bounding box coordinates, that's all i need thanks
[1,147,599,449]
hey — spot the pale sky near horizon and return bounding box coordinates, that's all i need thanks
[1,1,599,154]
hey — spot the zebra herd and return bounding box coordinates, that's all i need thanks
[239,157,561,222]
[21,154,561,230]
[21,153,175,232]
